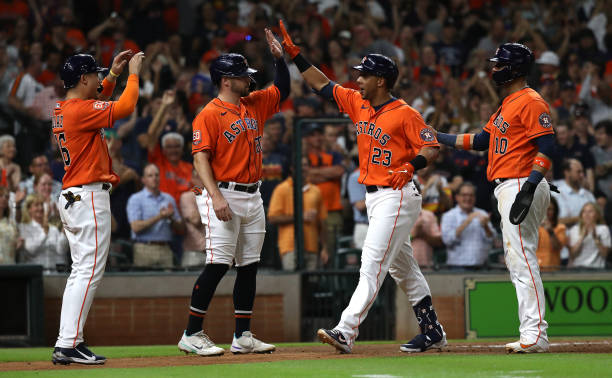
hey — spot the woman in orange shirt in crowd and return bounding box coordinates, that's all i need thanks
[536,197,567,271]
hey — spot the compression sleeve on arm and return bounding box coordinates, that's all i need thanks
[317,81,336,101]
[274,57,290,102]
[534,133,555,157]
[100,78,116,98]
[436,132,457,147]
[472,130,490,151]
[111,74,139,120]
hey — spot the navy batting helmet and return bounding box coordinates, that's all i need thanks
[60,54,107,89]
[488,43,534,86]
[352,54,399,89]
[209,53,257,87]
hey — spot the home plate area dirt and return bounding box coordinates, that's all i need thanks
[1,340,611,371]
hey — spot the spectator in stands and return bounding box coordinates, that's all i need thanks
[0,134,21,190]
[551,122,595,185]
[87,16,140,67]
[536,197,567,271]
[304,123,344,265]
[554,158,596,228]
[127,163,185,268]
[19,154,61,197]
[571,102,595,149]
[268,158,328,271]
[568,202,610,269]
[554,80,577,123]
[441,182,495,270]
[106,129,140,242]
[535,51,560,84]
[411,209,443,270]
[32,172,61,229]
[18,193,67,271]
[0,42,19,105]
[0,186,21,264]
[591,120,612,201]
[260,129,287,210]
[145,90,193,206]
[579,62,612,126]
[347,165,367,249]
[415,163,452,217]
[180,171,205,268]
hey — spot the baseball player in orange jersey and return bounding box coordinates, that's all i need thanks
[277,21,447,354]
[436,43,555,353]
[177,30,289,356]
[51,51,144,365]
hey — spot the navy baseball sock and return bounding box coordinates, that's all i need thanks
[413,295,440,334]
[186,263,229,336]
[233,262,258,338]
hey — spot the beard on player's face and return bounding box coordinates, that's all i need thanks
[230,77,251,97]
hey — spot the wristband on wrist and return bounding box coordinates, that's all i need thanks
[109,69,120,78]
[407,155,428,171]
[293,54,312,73]
[462,134,471,150]
[534,155,552,170]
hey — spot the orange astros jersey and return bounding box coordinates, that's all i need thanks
[332,84,439,186]
[483,87,554,181]
[192,86,280,183]
[52,99,119,189]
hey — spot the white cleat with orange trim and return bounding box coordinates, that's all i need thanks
[505,339,549,353]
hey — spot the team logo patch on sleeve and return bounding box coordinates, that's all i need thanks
[419,128,435,142]
[93,101,109,110]
[538,113,552,128]
[193,130,201,145]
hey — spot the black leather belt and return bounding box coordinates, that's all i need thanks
[366,185,391,193]
[218,181,259,193]
[76,183,111,191]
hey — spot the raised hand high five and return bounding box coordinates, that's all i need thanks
[279,20,300,58]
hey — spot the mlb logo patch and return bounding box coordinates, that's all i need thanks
[419,128,435,142]
[93,101,109,110]
[538,113,552,128]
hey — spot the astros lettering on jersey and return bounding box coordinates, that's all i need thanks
[483,87,554,181]
[191,86,280,183]
[332,84,439,186]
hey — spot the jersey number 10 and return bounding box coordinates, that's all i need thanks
[55,132,71,167]
[494,136,508,155]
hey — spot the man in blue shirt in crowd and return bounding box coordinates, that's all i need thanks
[127,163,185,268]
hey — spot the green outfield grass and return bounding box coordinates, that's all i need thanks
[0,354,611,377]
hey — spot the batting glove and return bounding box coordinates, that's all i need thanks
[509,181,536,225]
[389,163,415,190]
[279,20,300,59]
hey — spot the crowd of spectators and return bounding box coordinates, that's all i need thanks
[0,0,611,272]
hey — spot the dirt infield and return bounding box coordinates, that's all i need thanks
[1,340,611,371]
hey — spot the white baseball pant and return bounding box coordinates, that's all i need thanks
[494,177,550,345]
[195,184,266,267]
[56,182,111,348]
[335,182,431,346]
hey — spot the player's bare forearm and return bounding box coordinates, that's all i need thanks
[193,151,223,199]
[302,66,330,92]
[418,146,439,165]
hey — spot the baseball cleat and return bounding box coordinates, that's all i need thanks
[178,330,224,356]
[400,324,447,353]
[51,343,106,365]
[231,331,275,354]
[505,340,549,353]
[317,328,352,354]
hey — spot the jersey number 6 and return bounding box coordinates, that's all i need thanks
[55,132,71,167]
[371,147,391,167]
